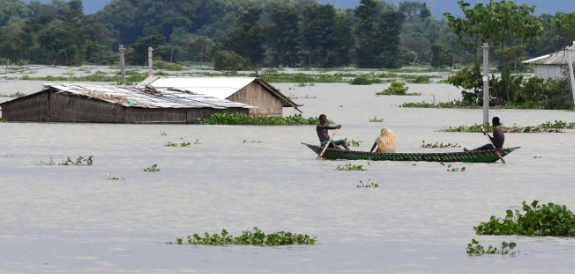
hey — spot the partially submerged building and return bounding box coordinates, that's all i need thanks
[522,44,575,81]
[144,77,300,116]
[0,77,300,123]
[0,83,255,123]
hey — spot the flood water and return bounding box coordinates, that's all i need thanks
[1,81,575,273]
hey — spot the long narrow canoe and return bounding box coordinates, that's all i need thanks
[302,143,520,163]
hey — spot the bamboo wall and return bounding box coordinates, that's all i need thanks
[0,92,50,122]
[226,82,283,116]
[0,91,249,124]
[50,93,124,123]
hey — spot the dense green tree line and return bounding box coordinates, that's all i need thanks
[0,0,574,69]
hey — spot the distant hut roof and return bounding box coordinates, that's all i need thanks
[523,45,575,65]
[143,77,301,111]
[28,83,256,109]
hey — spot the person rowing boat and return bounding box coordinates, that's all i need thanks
[316,114,350,150]
[464,117,505,151]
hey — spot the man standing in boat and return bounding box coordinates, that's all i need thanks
[317,114,350,150]
[464,117,505,151]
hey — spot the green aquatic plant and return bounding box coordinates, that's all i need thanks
[180,142,191,147]
[474,200,575,236]
[165,142,177,147]
[144,164,160,172]
[406,76,431,84]
[198,113,331,125]
[161,131,167,136]
[243,140,263,143]
[421,141,461,148]
[347,139,362,147]
[376,81,419,96]
[369,116,383,122]
[168,227,316,246]
[446,164,466,172]
[351,75,381,85]
[467,239,517,255]
[336,164,367,171]
[106,173,125,180]
[0,118,8,123]
[43,156,93,166]
[194,139,201,144]
[357,179,379,188]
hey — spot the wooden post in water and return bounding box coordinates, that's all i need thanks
[119,45,126,86]
[566,44,575,107]
[148,47,154,77]
[482,43,490,127]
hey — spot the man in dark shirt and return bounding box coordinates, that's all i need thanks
[464,117,505,151]
[316,114,350,150]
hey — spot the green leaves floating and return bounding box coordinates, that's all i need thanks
[198,113,331,125]
[169,227,316,246]
[336,164,366,171]
[467,239,517,255]
[474,200,575,236]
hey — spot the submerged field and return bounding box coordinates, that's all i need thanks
[1,71,575,273]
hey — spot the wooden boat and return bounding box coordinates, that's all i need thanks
[302,143,520,163]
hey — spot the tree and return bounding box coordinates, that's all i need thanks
[267,3,300,67]
[129,35,166,65]
[0,23,25,62]
[354,0,378,67]
[430,41,453,68]
[445,0,543,102]
[187,35,214,63]
[221,7,265,66]
[214,49,250,70]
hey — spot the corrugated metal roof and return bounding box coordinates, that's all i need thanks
[523,46,575,65]
[143,77,302,112]
[45,83,256,109]
[148,77,256,99]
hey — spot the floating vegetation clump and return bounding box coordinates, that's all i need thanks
[438,121,575,133]
[350,75,382,85]
[376,81,420,96]
[0,118,8,123]
[369,116,383,122]
[106,173,125,180]
[421,141,461,148]
[474,200,575,236]
[467,239,517,255]
[401,101,461,108]
[446,164,465,172]
[165,142,177,147]
[161,131,167,136]
[144,164,160,172]
[288,94,317,99]
[40,156,93,166]
[347,140,362,147]
[180,142,191,147]
[199,113,331,125]
[168,227,316,246]
[406,76,431,84]
[357,179,378,188]
[336,164,366,171]
[243,140,263,143]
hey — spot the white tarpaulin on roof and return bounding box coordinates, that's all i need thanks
[44,83,256,109]
[148,77,256,99]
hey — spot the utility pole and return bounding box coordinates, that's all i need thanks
[148,47,154,77]
[567,44,575,107]
[119,45,126,86]
[483,43,490,127]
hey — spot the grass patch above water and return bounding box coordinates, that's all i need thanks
[336,164,366,171]
[198,113,330,125]
[169,227,316,246]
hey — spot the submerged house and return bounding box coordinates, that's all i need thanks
[0,77,300,123]
[144,77,301,116]
[0,83,255,123]
[522,44,575,81]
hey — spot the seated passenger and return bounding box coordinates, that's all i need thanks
[370,127,396,153]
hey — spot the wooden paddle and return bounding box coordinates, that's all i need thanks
[317,128,340,160]
[481,126,506,164]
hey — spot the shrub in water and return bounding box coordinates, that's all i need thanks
[198,112,331,125]
[169,227,316,246]
[474,200,575,236]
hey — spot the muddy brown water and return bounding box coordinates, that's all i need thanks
[1,81,575,273]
